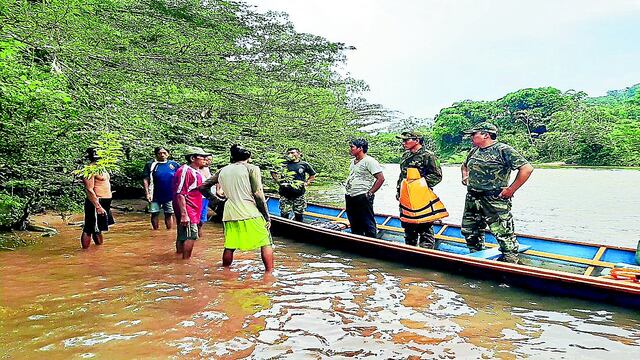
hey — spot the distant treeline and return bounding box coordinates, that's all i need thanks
[369,85,640,166]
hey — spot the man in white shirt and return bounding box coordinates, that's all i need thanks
[344,139,385,238]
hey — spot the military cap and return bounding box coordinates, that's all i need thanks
[184,146,211,156]
[396,130,423,140]
[462,122,499,135]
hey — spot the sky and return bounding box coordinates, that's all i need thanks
[245,0,640,118]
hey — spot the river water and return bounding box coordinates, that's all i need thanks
[1,168,640,359]
[311,165,640,248]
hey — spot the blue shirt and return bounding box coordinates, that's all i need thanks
[143,160,180,203]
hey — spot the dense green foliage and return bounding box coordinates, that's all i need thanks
[426,85,640,166]
[1,0,638,231]
[367,128,437,164]
[1,0,369,228]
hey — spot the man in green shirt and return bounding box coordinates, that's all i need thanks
[461,122,534,263]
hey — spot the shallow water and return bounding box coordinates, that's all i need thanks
[1,213,639,359]
[310,165,640,248]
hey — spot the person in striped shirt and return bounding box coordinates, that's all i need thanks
[172,146,210,259]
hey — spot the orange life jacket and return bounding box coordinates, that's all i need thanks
[399,168,448,224]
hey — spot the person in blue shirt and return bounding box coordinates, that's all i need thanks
[143,147,180,230]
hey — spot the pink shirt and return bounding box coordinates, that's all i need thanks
[172,165,203,223]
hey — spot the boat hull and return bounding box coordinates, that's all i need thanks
[267,197,640,308]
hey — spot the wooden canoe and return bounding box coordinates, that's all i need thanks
[266,197,640,308]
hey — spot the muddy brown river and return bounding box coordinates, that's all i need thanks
[1,209,639,359]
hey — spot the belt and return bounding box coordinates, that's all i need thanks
[467,188,503,197]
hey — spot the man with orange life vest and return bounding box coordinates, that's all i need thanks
[396,131,444,249]
[461,122,534,263]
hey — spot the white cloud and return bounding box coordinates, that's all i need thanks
[245,0,640,116]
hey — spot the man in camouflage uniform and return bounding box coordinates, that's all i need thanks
[270,148,316,221]
[461,122,534,263]
[396,131,443,249]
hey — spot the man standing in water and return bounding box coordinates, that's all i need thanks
[172,146,209,259]
[198,155,213,235]
[143,147,180,230]
[461,122,534,263]
[270,148,316,221]
[344,139,385,238]
[396,131,443,249]
[80,148,115,249]
[200,145,274,273]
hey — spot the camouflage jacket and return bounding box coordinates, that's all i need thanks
[397,146,443,194]
[464,142,529,191]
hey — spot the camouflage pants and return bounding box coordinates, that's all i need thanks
[402,222,436,249]
[280,195,307,221]
[461,193,519,262]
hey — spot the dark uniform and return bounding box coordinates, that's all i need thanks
[272,160,316,221]
[396,132,443,248]
[461,123,529,263]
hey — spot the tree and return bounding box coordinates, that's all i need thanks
[1,0,372,228]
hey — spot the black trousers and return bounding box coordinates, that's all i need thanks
[345,194,377,238]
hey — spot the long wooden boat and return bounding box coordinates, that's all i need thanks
[266,197,640,308]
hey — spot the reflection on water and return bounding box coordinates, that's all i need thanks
[308,165,640,248]
[1,213,639,359]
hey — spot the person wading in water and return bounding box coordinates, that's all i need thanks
[142,146,180,230]
[172,146,209,259]
[80,147,115,249]
[200,145,274,273]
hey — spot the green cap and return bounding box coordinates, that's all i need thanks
[462,122,498,135]
[184,146,211,156]
[396,130,423,140]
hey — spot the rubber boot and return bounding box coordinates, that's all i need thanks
[418,231,436,250]
[500,252,519,264]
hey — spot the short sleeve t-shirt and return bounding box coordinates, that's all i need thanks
[143,160,180,203]
[277,161,317,198]
[217,163,264,221]
[345,155,383,197]
[172,165,203,223]
[464,142,529,191]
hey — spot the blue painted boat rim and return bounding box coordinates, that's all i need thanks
[270,214,640,296]
[265,196,635,252]
[266,196,640,297]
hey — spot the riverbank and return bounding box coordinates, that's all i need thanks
[0,199,149,251]
[0,213,67,251]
